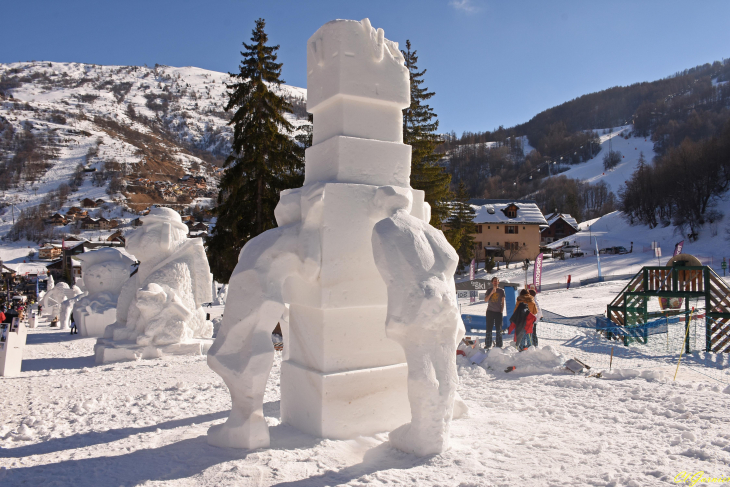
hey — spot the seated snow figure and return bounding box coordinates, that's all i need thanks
[104,207,213,348]
[371,186,465,456]
[73,248,134,337]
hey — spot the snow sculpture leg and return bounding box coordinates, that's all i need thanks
[207,224,305,449]
[371,186,465,456]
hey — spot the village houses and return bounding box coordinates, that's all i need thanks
[469,200,548,263]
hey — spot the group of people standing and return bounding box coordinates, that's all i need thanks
[483,277,542,351]
[0,301,30,325]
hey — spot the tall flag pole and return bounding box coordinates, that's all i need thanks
[533,253,544,292]
[469,259,476,303]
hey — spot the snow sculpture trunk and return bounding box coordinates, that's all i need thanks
[208,18,433,448]
[371,188,465,455]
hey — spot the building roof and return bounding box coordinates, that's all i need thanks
[472,201,548,225]
[544,212,579,230]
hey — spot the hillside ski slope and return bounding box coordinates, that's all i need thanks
[550,124,656,193]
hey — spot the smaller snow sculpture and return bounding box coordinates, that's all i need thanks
[95,207,213,363]
[73,248,134,337]
[214,284,228,306]
[371,186,465,456]
[59,296,79,330]
[41,282,73,315]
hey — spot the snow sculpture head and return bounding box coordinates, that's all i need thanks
[125,207,189,259]
[307,18,408,111]
[77,248,134,295]
[307,19,409,147]
[372,185,412,218]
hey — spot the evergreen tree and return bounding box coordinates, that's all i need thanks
[401,40,452,226]
[206,19,304,282]
[445,182,476,271]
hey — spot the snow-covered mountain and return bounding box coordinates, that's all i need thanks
[0,61,308,239]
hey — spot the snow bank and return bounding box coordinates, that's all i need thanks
[480,345,566,375]
[600,368,668,381]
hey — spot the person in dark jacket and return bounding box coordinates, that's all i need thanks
[508,290,537,350]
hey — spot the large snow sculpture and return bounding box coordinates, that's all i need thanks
[95,207,213,363]
[73,248,134,337]
[371,186,464,456]
[209,18,446,449]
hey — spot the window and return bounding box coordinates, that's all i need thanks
[505,225,518,234]
[488,226,491,229]
[477,242,482,250]
[523,226,525,230]
[504,242,519,250]
[487,242,490,245]
[476,224,482,234]
[496,226,499,229]
[505,210,516,218]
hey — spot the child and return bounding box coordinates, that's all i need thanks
[70,318,78,335]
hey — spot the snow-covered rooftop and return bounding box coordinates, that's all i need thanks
[471,202,548,225]
[545,212,579,230]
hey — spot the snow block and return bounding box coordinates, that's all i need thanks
[305,136,411,187]
[94,338,213,364]
[78,308,117,338]
[312,98,403,145]
[307,19,409,113]
[287,304,405,373]
[280,360,410,439]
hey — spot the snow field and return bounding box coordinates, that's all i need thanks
[2,284,730,486]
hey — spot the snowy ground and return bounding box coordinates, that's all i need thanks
[2,285,730,487]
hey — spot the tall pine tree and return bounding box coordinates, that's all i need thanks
[445,181,476,271]
[206,19,304,282]
[401,40,452,226]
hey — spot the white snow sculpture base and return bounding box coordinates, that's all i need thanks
[79,308,117,337]
[94,337,213,364]
[281,361,410,439]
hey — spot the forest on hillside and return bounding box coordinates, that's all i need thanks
[438,58,730,229]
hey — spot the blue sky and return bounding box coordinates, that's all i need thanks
[2,0,728,134]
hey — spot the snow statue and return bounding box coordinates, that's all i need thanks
[95,207,213,363]
[371,186,465,455]
[73,248,134,337]
[59,296,80,330]
[208,19,455,450]
[214,284,228,306]
[41,282,77,316]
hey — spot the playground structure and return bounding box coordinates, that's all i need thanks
[605,254,730,353]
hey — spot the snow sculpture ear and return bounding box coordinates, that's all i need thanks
[361,18,385,62]
[160,222,172,252]
[372,185,412,219]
